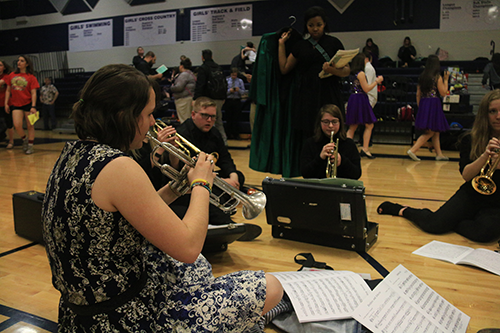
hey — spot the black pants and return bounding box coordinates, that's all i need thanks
[403,186,500,242]
[170,195,233,226]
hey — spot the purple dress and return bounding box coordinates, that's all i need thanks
[415,77,449,132]
[345,72,377,125]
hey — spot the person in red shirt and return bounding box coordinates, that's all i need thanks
[0,55,40,154]
[0,60,14,149]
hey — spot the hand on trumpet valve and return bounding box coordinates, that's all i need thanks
[188,152,216,185]
[486,138,500,155]
[320,143,336,160]
[157,125,177,145]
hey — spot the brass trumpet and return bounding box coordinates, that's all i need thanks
[153,120,219,163]
[326,131,339,178]
[146,121,266,219]
[472,148,500,195]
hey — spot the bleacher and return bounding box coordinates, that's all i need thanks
[154,64,253,135]
[50,60,487,142]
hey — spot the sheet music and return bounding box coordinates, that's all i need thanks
[413,241,500,276]
[319,48,359,78]
[270,270,371,323]
[458,248,500,276]
[412,240,474,264]
[352,265,470,333]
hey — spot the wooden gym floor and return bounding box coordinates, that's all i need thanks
[0,130,499,333]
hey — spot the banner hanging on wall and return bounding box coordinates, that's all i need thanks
[440,0,500,31]
[69,19,113,52]
[191,4,252,43]
[124,12,177,47]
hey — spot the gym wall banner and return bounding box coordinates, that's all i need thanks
[440,0,500,31]
[191,4,252,43]
[69,19,113,52]
[124,12,177,47]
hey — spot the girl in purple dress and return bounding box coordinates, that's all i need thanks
[407,55,450,161]
[346,53,383,159]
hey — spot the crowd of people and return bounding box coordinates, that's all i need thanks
[0,4,499,332]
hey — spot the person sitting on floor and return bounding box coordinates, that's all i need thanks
[41,64,283,332]
[378,89,500,243]
[136,97,262,241]
[301,104,361,179]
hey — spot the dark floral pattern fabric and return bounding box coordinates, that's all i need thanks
[43,141,266,332]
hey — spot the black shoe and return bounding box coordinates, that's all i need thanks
[237,223,262,241]
[377,202,404,216]
[360,149,376,159]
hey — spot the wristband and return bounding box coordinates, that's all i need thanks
[190,178,212,192]
[190,181,212,194]
[154,152,162,159]
[190,178,212,189]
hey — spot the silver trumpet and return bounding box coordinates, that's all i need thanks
[146,130,266,220]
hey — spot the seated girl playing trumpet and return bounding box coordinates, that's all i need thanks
[42,64,282,332]
[378,89,500,242]
[300,104,362,180]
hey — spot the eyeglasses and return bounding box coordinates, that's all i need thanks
[199,112,217,120]
[321,119,340,125]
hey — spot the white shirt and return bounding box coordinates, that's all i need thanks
[364,61,377,108]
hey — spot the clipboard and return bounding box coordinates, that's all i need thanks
[319,48,359,79]
[156,65,168,74]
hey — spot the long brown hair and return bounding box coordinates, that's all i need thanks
[72,64,154,152]
[313,104,346,141]
[14,55,35,75]
[418,55,441,95]
[0,60,13,75]
[469,89,500,160]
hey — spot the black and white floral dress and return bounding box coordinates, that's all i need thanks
[42,141,266,332]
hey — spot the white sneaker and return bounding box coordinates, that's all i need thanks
[22,138,29,151]
[407,150,421,161]
[25,145,34,154]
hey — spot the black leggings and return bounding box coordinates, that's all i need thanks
[403,187,500,242]
[0,106,13,128]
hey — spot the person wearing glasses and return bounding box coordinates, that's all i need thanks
[176,97,242,189]
[170,97,262,240]
[300,104,362,179]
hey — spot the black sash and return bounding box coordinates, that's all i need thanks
[63,270,148,317]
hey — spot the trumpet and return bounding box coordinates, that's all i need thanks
[146,121,266,220]
[326,131,339,178]
[472,148,500,195]
[153,119,219,163]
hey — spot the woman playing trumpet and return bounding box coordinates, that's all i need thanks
[378,89,500,242]
[301,104,362,179]
[42,64,282,332]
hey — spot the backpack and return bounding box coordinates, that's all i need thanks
[206,66,228,100]
[397,104,414,122]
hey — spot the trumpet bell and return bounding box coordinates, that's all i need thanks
[242,191,267,220]
[471,147,499,195]
[472,176,496,195]
[146,129,266,219]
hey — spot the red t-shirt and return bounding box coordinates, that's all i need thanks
[4,72,40,107]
